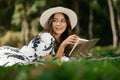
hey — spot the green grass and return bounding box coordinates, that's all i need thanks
[0,46,120,80]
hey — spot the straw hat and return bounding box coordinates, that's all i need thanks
[40,6,78,29]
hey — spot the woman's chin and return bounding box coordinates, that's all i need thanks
[55,32,63,35]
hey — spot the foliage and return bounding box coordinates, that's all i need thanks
[0,58,120,80]
[92,46,120,57]
[0,0,119,46]
[0,46,120,80]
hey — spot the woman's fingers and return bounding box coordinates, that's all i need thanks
[62,34,80,46]
[69,35,79,42]
[66,35,79,44]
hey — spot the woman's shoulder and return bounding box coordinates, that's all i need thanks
[38,32,54,39]
[38,32,52,36]
[37,32,55,43]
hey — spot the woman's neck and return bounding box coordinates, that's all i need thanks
[54,34,61,42]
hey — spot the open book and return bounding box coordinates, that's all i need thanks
[68,38,100,59]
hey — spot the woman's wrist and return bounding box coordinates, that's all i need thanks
[61,42,67,48]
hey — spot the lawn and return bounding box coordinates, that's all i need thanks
[0,46,120,80]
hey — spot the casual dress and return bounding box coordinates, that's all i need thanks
[0,32,55,67]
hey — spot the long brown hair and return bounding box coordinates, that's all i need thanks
[42,13,73,54]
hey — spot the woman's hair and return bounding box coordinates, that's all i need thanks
[42,13,73,55]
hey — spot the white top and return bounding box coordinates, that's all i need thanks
[0,32,55,67]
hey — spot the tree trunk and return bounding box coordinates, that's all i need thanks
[72,0,80,35]
[88,2,93,39]
[20,4,30,47]
[107,0,118,48]
[117,13,120,46]
[116,0,120,46]
[21,16,29,46]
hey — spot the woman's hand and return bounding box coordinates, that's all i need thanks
[43,54,52,59]
[55,34,79,58]
[61,34,79,47]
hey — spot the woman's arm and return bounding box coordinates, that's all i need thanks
[55,43,66,58]
[55,34,79,58]
[42,54,53,59]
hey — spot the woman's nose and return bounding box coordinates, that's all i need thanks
[56,21,60,25]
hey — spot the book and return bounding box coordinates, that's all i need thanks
[68,38,100,59]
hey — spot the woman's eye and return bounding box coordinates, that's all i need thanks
[52,19,66,23]
[61,20,66,22]
[53,19,57,22]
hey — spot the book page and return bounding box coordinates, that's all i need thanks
[68,38,100,57]
[68,38,88,56]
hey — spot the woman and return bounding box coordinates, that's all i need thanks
[0,6,79,67]
[40,6,79,58]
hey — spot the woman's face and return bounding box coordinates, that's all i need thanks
[52,13,67,36]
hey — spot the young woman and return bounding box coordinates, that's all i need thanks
[0,6,79,67]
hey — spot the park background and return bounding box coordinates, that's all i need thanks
[0,0,120,80]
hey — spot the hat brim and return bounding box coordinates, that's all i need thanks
[40,7,78,29]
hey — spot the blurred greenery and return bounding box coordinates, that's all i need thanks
[0,46,120,80]
[0,58,120,80]
[0,0,120,47]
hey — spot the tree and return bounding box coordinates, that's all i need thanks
[72,0,80,35]
[107,0,118,47]
[116,0,120,46]
[88,0,94,39]
[12,0,46,47]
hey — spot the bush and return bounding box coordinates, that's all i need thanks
[0,46,120,80]
[0,59,120,80]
